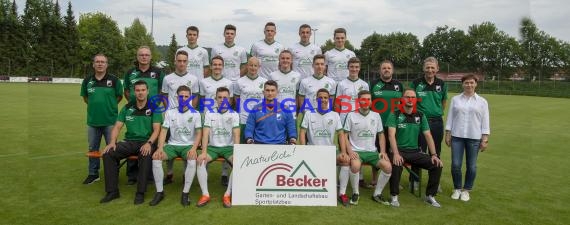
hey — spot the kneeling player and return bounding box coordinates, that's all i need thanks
[196,87,240,208]
[149,86,202,206]
[342,90,392,206]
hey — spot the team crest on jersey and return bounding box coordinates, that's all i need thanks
[186,81,192,87]
[276,113,282,120]
[106,80,113,87]
[88,80,95,85]
[346,55,350,59]
[371,119,375,126]
[226,117,233,124]
[145,109,152,116]
[394,85,400,92]
[291,77,296,82]
[358,86,364,91]
[327,119,333,126]
[415,116,420,124]
[436,85,441,92]
[188,117,193,123]
[325,83,330,89]
[310,50,315,54]
[259,83,263,89]
[150,72,157,79]
[233,51,238,56]
[274,48,280,54]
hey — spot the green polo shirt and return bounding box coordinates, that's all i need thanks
[386,111,430,150]
[370,78,404,124]
[117,102,163,141]
[123,66,165,101]
[410,77,447,118]
[80,74,123,127]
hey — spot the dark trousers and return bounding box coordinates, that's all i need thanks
[389,150,442,196]
[103,140,155,194]
[412,117,443,181]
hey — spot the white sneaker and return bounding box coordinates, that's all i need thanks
[390,195,400,207]
[460,191,470,201]
[425,195,441,208]
[451,189,462,200]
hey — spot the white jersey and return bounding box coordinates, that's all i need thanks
[250,40,285,80]
[210,43,248,82]
[343,110,383,152]
[335,78,369,113]
[301,111,342,146]
[270,70,301,115]
[161,72,199,109]
[162,108,202,146]
[324,48,356,82]
[234,75,267,123]
[199,76,234,100]
[203,109,240,147]
[177,46,210,81]
[298,75,336,112]
[289,42,322,80]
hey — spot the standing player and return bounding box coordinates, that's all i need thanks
[324,28,356,82]
[162,50,199,109]
[299,89,351,205]
[289,24,322,80]
[410,57,447,190]
[210,24,248,83]
[269,50,301,116]
[177,26,210,80]
[80,54,123,184]
[149,86,202,206]
[250,22,285,80]
[234,57,267,142]
[196,87,240,208]
[298,54,336,113]
[123,46,165,184]
[386,89,443,207]
[100,80,162,204]
[342,90,392,206]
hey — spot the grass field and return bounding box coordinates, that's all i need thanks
[1,83,569,225]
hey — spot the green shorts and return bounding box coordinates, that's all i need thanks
[206,146,233,161]
[164,145,193,160]
[356,151,380,168]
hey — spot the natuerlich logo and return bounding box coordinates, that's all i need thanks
[256,161,328,192]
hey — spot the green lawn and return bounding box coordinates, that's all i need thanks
[1,83,569,225]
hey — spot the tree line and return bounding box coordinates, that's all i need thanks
[1,0,568,80]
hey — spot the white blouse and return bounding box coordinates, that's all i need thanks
[445,93,490,139]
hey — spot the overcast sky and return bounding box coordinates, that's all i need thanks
[17,0,569,48]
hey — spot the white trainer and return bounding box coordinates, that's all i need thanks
[425,195,441,208]
[451,189,462,200]
[460,190,470,201]
[390,195,400,207]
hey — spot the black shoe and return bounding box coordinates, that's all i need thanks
[221,175,229,186]
[371,194,390,206]
[181,192,190,207]
[100,192,120,203]
[149,192,164,206]
[359,179,366,187]
[134,192,145,205]
[349,193,360,205]
[127,179,137,185]
[164,174,174,185]
[82,175,100,184]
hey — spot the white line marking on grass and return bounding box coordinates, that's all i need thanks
[30,151,84,159]
[0,152,28,158]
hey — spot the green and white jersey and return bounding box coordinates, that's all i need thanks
[80,74,123,127]
[385,111,430,150]
[410,77,448,118]
[343,110,383,152]
[163,108,202,146]
[269,70,301,101]
[177,46,210,81]
[203,108,240,147]
[124,66,165,101]
[161,72,199,109]
[289,42,322,80]
[250,40,285,80]
[300,111,342,146]
[324,48,356,82]
[370,79,404,124]
[211,43,248,82]
[117,102,163,142]
[234,75,267,123]
[335,78,369,112]
[298,75,336,111]
[199,75,234,100]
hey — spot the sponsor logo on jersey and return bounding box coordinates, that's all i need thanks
[436,85,442,92]
[106,80,113,87]
[394,85,400,92]
[150,72,156,79]
[145,109,152,116]
[176,127,193,136]
[357,130,374,138]
[415,116,421,124]
[314,129,331,137]
[213,128,231,136]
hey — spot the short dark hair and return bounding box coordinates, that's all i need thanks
[299,24,311,31]
[380,59,394,68]
[461,74,478,83]
[265,22,276,29]
[224,24,236,32]
[176,50,188,58]
[176,85,191,94]
[186,26,199,35]
[264,80,278,89]
[133,80,148,89]
[280,49,292,57]
[212,55,224,64]
[334,28,346,36]
[357,90,371,98]
[216,86,230,96]
[348,57,361,65]
[313,54,325,63]
[316,88,330,97]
